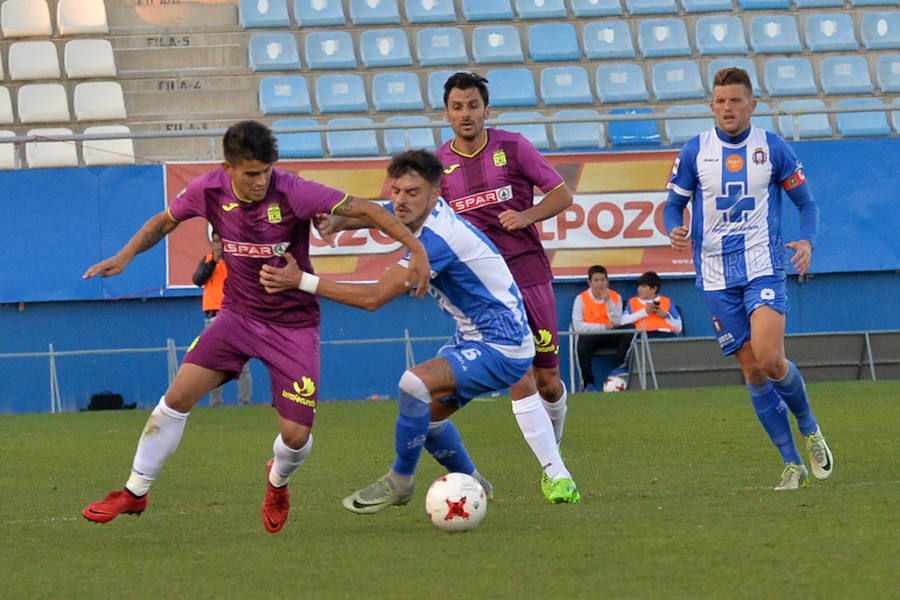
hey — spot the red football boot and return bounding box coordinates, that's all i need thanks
[262,459,290,533]
[82,489,148,523]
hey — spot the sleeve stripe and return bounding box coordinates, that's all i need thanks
[667,182,691,197]
[329,193,351,214]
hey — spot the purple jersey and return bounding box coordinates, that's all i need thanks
[169,167,347,327]
[435,128,564,288]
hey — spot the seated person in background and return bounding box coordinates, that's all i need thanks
[621,271,683,338]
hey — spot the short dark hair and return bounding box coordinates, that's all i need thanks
[223,120,278,165]
[443,72,490,108]
[636,271,662,291]
[387,150,444,187]
[712,67,754,97]
[588,265,608,280]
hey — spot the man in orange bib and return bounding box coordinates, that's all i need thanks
[621,271,683,338]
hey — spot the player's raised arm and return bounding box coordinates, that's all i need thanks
[82,210,179,279]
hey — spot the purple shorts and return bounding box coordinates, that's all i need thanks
[183,308,320,427]
[519,281,560,370]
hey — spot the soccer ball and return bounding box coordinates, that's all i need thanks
[603,374,628,393]
[425,473,487,532]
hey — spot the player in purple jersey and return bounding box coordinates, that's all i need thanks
[435,72,579,503]
[664,68,833,491]
[80,121,430,531]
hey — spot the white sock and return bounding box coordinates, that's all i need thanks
[269,433,312,488]
[512,393,571,481]
[127,396,189,496]
[542,382,568,445]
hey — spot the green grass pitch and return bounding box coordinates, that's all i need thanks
[1,380,896,599]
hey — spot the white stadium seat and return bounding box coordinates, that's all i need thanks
[18,84,70,123]
[26,128,78,169]
[82,125,135,166]
[64,39,117,79]
[57,0,108,35]
[1,0,52,38]
[74,82,127,121]
[0,130,17,169]
[8,41,60,81]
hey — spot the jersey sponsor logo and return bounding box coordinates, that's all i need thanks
[222,239,290,258]
[282,377,317,408]
[752,147,768,165]
[725,154,744,173]
[267,203,282,224]
[716,332,735,350]
[782,169,806,190]
[447,185,512,213]
[221,202,240,212]
[492,150,507,167]
[670,157,680,179]
[533,329,558,354]
[443,164,460,174]
[716,181,755,224]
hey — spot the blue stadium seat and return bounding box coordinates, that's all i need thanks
[259,76,312,115]
[751,101,776,133]
[485,68,538,107]
[626,0,678,14]
[664,104,713,144]
[570,0,623,16]
[360,29,412,68]
[583,21,636,59]
[240,0,290,28]
[680,0,733,12]
[805,13,858,52]
[651,61,705,100]
[348,0,400,24]
[249,33,301,71]
[529,23,581,62]
[596,64,649,102]
[440,126,454,144]
[893,98,900,134]
[849,0,899,5]
[326,117,380,157]
[472,25,524,64]
[461,0,514,21]
[551,109,605,149]
[427,70,455,108]
[708,58,762,96]
[739,0,789,8]
[495,112,549,149]
[417,28,468,66]
[793,0,843,6]
[272,119,323,158]
[750,15,802,54]
[607,107,661,146]
[764,58,817,96]
[293,0,345,26]
[516,0,567,18]
[696,16,749,56]
[405,0,456,23]
[861,12,900,50]
[540,66,593,105]
[820,55,874,94]
[315,74,368,112]
[372,72,424,111]
[836,98,891,137]
[383,115,436,153]
[777,100,832,139]
[304,31,356,69]
[638,18,691,58]
[876,54,900,92]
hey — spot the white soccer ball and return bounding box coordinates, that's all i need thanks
[603,374,628,393]
[425,472,487,532]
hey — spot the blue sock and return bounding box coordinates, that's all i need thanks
[425,420,475,475]
[771,361,817,436]
[391,388,430,477]
[748,382,803,465]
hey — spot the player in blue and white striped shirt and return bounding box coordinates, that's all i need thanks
[664,67,834,491]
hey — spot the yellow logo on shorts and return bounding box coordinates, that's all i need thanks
[282,377,317,408]
[267,203,282,224]
[534,329,558,354]
[493,150,507,167]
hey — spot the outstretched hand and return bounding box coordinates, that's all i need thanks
[83,255,128,279]
[786,240,812,275]
[260,252,304,294]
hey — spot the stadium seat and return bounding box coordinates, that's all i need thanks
[305,31,356,69]
[596,64,650,102]
[417,28,468,66]
[461,0,514,21]
[625,0,678,14]
[764,58,817,96]
[651,61,705,100]
[607,107,661,146]
[821,56,873,94]
[551,109,606,149]
[18,84,69,123]
[876,54,900,92]
[239,0,290,28]
[695,16,749,56]
[583,21,636,59]
[259,76,312,115]
[348,0,400,24]
[570,0,623,16]
[708,58,762,96]
[360,29,412,68]
[405,0,456,22]
[383,115,436,153]
[272,118,324,158]
[372,72,424,111]
[64,40,117,79]
[315,74,368,113]
[74,82,127,121]
[664,104,713,144]
[485,68,538,107]
[793,0,843,6]
[82,125,135,166]
[805,13,858,52]
[751,101,776,133]
[540,66,592,105]
[849,0,899,5]
[0,88,14,124]
[528,23,581,62]
[8,41,60,81]
[57,0,108,35]
[249,33,302,71]
[680,0,733,12]
[861,12,900,50]
[749,15,802,54]
[427,70,455,109]
[835,98,891,137]
[516,0,567,19]
[472,25,524,64]
[25,128,77,169]
[739,0,789,8]
[293,0,345,26]
[0,131,16,170]
[326,117,379,157]
[494,112,549,150]
[778,100,832,139]
[893,98,900,134]
[1,0,52,38]
[638,18,691,58]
